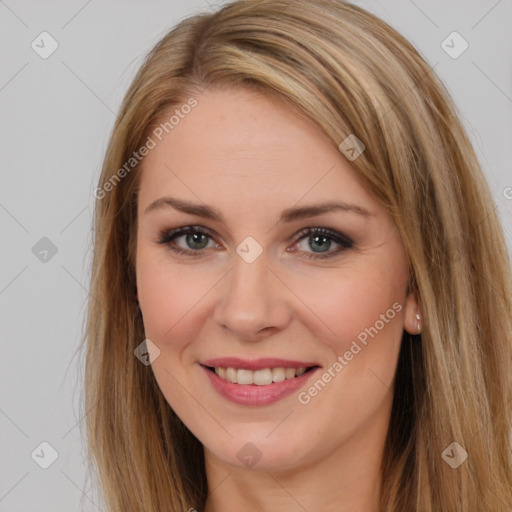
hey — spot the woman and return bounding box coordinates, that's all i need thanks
[82,1,512,510]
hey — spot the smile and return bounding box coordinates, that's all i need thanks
[209,366,311,385]
[200,359,321,406]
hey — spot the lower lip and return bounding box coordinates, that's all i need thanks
[201,365,320,406]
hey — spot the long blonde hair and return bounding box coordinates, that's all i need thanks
[82,1,512,510]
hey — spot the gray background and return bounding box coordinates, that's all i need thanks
[1,0,511,510]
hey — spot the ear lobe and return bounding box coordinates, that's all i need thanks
[403,292,422,335]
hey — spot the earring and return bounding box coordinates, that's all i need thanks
[416,314,421,334]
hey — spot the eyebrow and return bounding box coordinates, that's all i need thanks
[143,196,373,221]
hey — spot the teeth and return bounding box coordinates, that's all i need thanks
[226,367,237,383]
[214,366,309,385]
[253,368,272,385]
[272,368,285,383]
[285,368,295,379]
[237,369,253,385]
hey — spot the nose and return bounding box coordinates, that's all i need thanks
[212,250,292,341]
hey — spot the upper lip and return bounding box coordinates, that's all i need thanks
[201,357,320,371]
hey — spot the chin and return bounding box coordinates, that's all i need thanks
[205,431,311,472]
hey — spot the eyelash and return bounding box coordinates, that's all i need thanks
[157,225,354,260]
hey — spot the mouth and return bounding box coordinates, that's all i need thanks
[200,359,321,406]
[199,359,322,406]
[202,365,318,385]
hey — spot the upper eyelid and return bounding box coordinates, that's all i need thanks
[163,225,345,239]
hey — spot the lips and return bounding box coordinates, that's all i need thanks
[201,357,319,371]
[200,357,321,406]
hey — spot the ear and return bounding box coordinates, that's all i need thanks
[403,291,422,335]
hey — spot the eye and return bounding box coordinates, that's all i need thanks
[290,227,353,259]
[157,226,220,256]
[157,225,353,260]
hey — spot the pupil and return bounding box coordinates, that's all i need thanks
[187,232,208,249]
[310,235,331,252]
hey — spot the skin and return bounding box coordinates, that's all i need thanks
[135,86,421,512]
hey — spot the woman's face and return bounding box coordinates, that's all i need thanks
[135,86,419,472]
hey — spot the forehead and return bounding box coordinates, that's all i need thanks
[137,86,376,214]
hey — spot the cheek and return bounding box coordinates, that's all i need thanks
[289,261,405,353]
[135,247,212,419]
[294,270,404,432]
[290,263,406,416]
[135,246,213,347]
